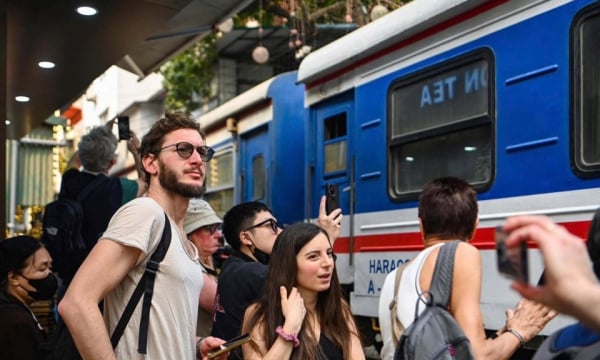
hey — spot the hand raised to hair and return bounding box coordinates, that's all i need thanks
[317,195,342,244]
[280,286,306,334]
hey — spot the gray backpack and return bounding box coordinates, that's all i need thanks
[394,241,474,360]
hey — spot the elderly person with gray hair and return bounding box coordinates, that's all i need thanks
[56,123,146,287]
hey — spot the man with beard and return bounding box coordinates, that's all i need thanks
[59,112,227,360]
[211,199,342,360]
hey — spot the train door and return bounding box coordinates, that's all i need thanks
[240,125,270,205]
[311,95,354,284]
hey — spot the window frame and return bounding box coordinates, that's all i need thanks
[386,49,496,201]
[572,4,600,177]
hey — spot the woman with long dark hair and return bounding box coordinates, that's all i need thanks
[241,223,364,359]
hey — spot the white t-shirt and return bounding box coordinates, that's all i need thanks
[378,243,443,360]
[102,197,204,359]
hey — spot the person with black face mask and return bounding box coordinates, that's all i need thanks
[0,235,57,360]
[211,198,342,360]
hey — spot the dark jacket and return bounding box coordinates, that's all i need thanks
[211,250,268,359]
[0,292,47,360]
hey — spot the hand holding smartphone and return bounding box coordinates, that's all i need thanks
[496,226,529,283]
[117,116,130,140]
[207,333,251,359]
[325,183,340,216]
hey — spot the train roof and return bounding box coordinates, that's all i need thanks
[296,0,496,86]
[196,76,277,129]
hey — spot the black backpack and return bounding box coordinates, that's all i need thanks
[41,175,105,282]
[394,241,474,360]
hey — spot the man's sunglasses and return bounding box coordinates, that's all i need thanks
[201,223,221,235]
[159,142,215,162]
[245,218,283,234]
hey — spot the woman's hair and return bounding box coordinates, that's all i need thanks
[418,176,478,240]
[222,201,272,251]
[138,112,205,183]
[0,235,42,290]
[78,126,118,172]
[242,222,356,359]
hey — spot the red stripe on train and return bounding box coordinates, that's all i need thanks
[332,220,591,254]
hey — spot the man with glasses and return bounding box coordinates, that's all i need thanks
[211,200,342,359]
[184,198,223,338]
[59,112,228,360]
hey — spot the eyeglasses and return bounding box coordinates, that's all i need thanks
[159,142,215,162]
[201,223,221,235]
[245,218,283,234]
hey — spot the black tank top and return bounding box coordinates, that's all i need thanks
[319,334,343,360]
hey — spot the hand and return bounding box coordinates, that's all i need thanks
[127,131,140,153]
[503,215,596,315]
[504,299,556,342]
[105,118,116,129]
[317,195,342,243]
[280,286,306,334]
[199,336,227,360]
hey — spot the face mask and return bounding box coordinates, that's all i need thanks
[252,247,270,265]
[21,273,58,301]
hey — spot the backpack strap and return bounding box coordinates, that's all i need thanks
[389,262,409,346]
[110,213,172,354]
[429,241,459,307]
[59,173,106,202]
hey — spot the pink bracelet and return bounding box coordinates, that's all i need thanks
[276,326,300,348]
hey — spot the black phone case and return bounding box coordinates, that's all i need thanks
[325,183,340,215]
[117,116,130,140]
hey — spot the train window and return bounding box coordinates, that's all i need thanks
[388,52,494,198]
[204,150,234,217]
[324,113,348,174]
[252,154,266,200]
[573,9,600,175]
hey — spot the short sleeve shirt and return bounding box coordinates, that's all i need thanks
[102,197,204,359]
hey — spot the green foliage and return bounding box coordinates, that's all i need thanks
[160,34,218,112]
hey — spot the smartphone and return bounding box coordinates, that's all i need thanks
[325,183,340,216]
[495,226,529,283]
[207,333,251,359]
[117,116,130,140]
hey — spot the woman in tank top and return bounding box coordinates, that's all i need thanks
[241,223,364,359]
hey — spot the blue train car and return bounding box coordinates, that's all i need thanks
[199,0,600,336]
[198,71,306,226]
[296,0,600,334]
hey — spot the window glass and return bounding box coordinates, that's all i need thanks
[206,151,233,188]
[204,150,234,218]
[391,126,492,194]
[252,155,265,200]
[388,52,493,198]
[324,113,348,174]
[578,13,600,169]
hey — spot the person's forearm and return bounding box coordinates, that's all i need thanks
[59,299,115,360]
[571,284,600,333]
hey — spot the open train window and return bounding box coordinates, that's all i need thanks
[387,50,494,199]
[204,149,234,217]
[573,7,600,176]
[324,113,348,175]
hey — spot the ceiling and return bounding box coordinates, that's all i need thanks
[6,0,253,139]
